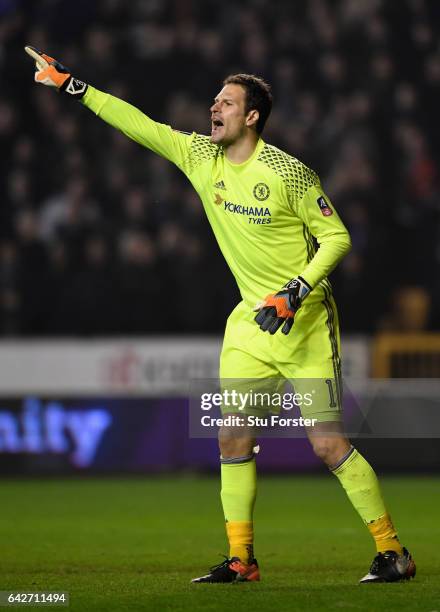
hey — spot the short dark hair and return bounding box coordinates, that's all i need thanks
[223,73,272,134]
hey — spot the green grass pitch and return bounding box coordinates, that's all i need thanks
[0,476,439,611]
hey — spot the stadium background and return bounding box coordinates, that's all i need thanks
[0,1,440,610]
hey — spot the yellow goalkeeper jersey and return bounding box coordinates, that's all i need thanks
[82,87,351,310]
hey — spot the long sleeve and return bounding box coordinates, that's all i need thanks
[295,184,352,288]
[81,86,194,171]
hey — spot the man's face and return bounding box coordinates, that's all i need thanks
[210,84,256,145]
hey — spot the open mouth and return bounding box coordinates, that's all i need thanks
[211,118,224,134]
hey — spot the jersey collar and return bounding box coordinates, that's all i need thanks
[223,138,265,169]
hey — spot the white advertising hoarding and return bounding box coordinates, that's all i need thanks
[0,336,369,395]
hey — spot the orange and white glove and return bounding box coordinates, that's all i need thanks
[24,45,88,98]
[253,276,312,335]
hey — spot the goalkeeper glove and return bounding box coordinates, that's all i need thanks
[253,276,312,335]
[24,45,88,99]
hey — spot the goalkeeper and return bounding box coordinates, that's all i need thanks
[25,46,415,585]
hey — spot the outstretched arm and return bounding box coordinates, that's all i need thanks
[81,87,193,170]
[24,45,193,170]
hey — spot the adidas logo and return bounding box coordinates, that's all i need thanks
[214,180,226,190]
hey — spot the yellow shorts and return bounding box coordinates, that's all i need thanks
[219,294,342,423]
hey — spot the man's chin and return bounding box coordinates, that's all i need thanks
[210,133,223,144]
[210,127,227,144]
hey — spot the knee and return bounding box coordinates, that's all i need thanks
[219,435,254,460]
[310,437,351,467]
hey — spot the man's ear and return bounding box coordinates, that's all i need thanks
[246,109,259,129]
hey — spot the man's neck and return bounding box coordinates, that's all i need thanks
[224,132,260,164]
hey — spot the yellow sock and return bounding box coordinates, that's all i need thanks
[221,458,256,564]
[368,513,403,554]
[332,447,403,554]
[226,521,254,563]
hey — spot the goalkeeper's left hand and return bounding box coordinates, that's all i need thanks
[253,276,311,335]
[24,45,88,98]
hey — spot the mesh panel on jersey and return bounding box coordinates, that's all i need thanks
[184,134,222,175]
[257,144,319,208]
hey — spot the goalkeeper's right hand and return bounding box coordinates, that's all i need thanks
[24,45,88,99]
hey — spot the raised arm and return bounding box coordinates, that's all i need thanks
[24,45,193,170]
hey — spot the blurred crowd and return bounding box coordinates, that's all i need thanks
[0,0,439,336]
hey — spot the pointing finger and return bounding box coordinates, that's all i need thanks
[24,46,49,69]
